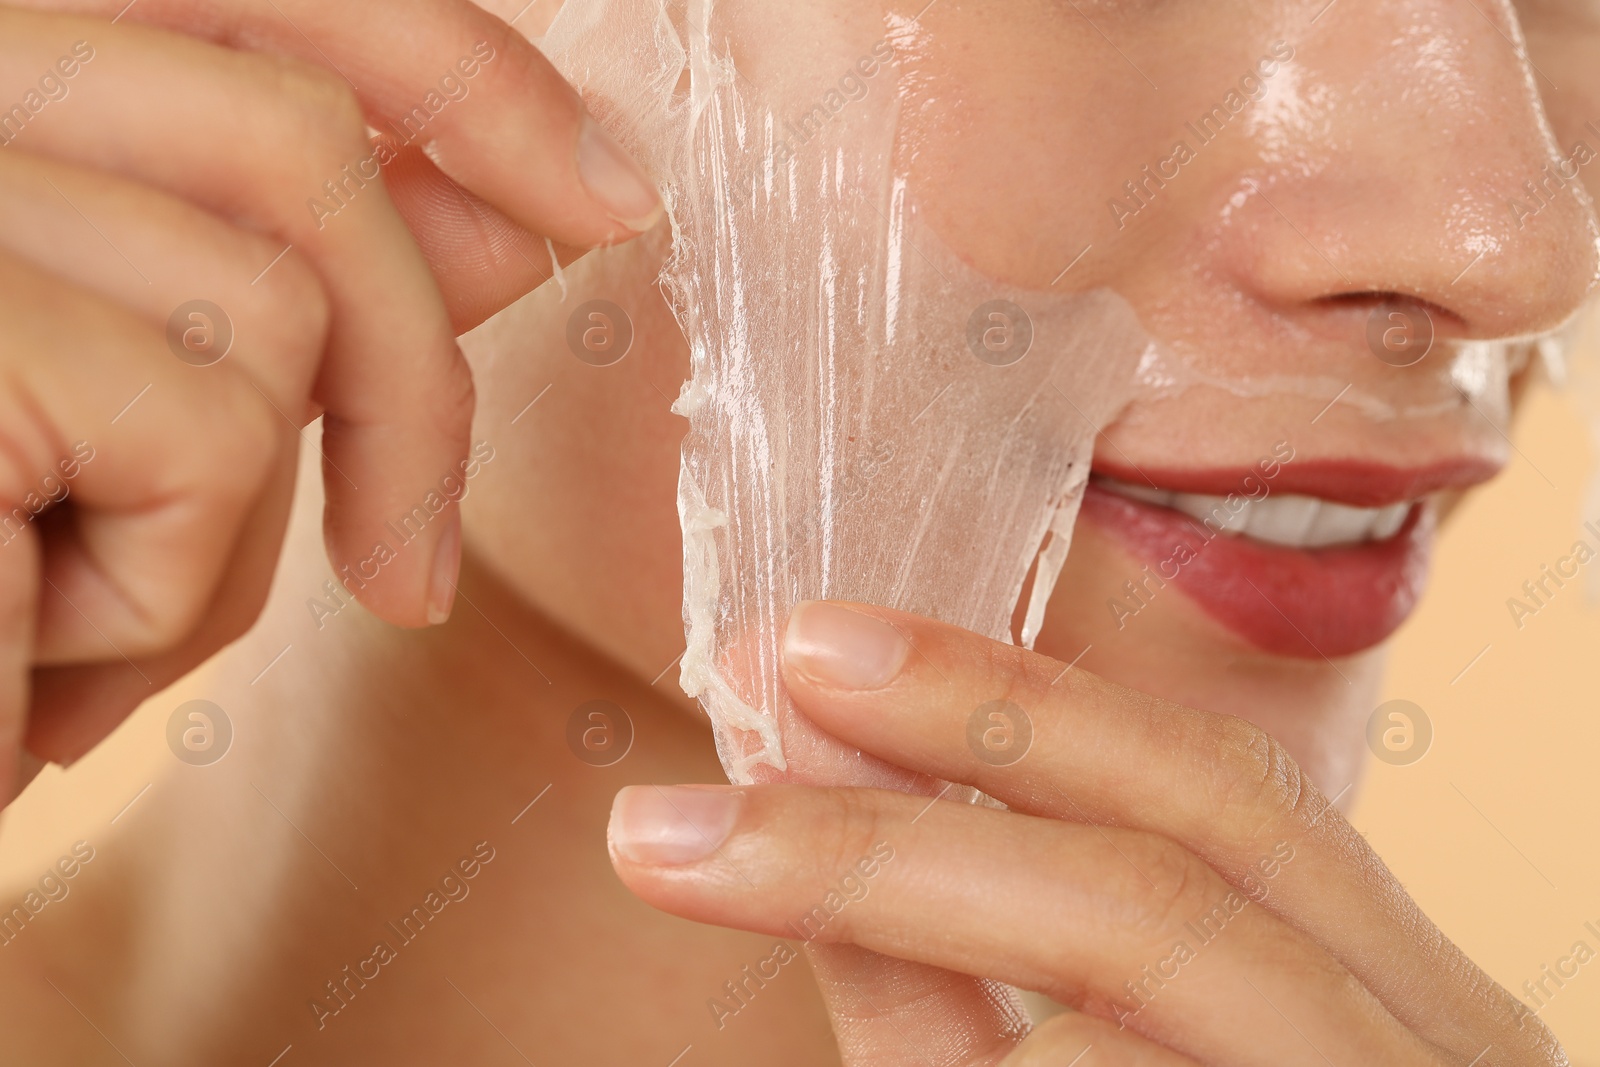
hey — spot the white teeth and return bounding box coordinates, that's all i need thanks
[1303,501,1375,548]
[1096,477,1414,549]
[1174,492,1250,534]
[1243,495,1319,547]
[1369,503,1409,541]
[1113,482,1179,508]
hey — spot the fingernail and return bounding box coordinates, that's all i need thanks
[427,510,461,625]
[576,116,663,233]
[784,602,910,690]
[609,785,742,866]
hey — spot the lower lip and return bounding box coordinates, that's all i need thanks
[1077,482,1435,659]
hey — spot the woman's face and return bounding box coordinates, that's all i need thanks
[462,0,1599,786]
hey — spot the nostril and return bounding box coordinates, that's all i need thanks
[1318,292,1461,366]
[1318,291,1460,327]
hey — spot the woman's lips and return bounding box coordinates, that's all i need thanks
[1092,457,1503,507]
[1078,481,1436,660]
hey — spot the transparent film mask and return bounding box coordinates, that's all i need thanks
[537,0,1530,787]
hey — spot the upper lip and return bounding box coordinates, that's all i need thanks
[1089,456,1504,508]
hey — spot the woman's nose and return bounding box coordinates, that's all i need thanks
[1213,0,1599,340]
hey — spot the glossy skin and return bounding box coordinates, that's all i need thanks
[0,0,1597,1063]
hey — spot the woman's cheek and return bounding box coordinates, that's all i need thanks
[898,2,1293,289]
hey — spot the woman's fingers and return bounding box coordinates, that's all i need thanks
[0,247,292,788]
[0,0,663,786]
[377,143,582,333]
[778,601,1557,1060]
[21,0,662,332]
[0,148,329,408]
[0,150,323,667]
[19,0,665,246]
[608,784,1444,1067]
[0,250,279,662]
[25,428,301,766]
[5,9,470,626]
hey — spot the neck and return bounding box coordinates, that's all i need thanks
[77,542,734,1059]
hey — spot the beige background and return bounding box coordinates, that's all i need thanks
[5,348,1600,1057]
[1354,354,1600,1054]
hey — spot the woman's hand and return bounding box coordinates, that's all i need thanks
[0,0,662,801]
[608,601,1562,1065]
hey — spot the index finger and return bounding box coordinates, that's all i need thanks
[19,0,664,246]
[778,601,1557,1063]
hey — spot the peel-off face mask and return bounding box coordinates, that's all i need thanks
[538,0,1529,787]
[545,0,1149,788]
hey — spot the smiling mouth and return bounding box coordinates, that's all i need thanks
[1094,478,1415,549]
[1077,457,1502,660]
